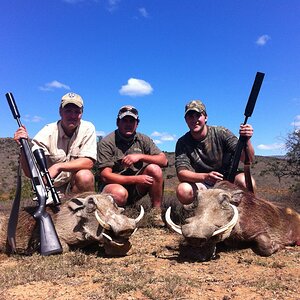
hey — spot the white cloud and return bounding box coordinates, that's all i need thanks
[119,78,153,96]
[96,130,106,137]
[107,0,120,12]
[39,80,70,91]
[153,139,162,144]
[291,115,300,129]
[151,132,176,144]
[32,116,43,123]
[151,131,162,137]
[257,143,285,151]
[256,34,271,46]
[139,7,149,18]
[23,114,43,123]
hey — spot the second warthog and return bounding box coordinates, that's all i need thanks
[166,181,300,261]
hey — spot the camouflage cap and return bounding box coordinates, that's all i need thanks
[185,100,206,116]
[61,92,84,108]
[117,105,139,120]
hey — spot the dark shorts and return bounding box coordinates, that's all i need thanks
[98,165,148,205]
[98,182,147,205]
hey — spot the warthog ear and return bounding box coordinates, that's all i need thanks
[230,190,244,206]
[68,198,85,211]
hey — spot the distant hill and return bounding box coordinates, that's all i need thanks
[0,138,297,209]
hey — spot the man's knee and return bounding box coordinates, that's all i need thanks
[72,169,95,192]
[234,173,256,192]
[176,182,194,205]
[103,184,128,207]
[144,164,163,180]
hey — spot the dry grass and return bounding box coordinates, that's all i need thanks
[0,138,299,299]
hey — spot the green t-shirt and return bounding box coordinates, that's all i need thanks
[175,126,238,174]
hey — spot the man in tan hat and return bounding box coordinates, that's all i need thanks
[14,92,97,197]
[97,105,168,210]
[175,100,255,205]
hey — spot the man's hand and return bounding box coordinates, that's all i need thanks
[48,163,63,179]
[204,171,223,186]
[14,125,29,144]
[239,124,253,139]
[136,174,154,186]
[122,153,142,168]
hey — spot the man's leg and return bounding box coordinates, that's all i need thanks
[102,184,128,206]
[176,182,207,205]
[137,164,164,208]
[71,169,95,193]
[234,173,256,193]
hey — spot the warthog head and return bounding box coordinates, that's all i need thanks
[165,188,239,260]
[61,193,144,256]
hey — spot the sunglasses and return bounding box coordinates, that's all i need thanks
[119,106,138,115]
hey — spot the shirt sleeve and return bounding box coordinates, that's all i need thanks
[142,134,162,155]
[97,138,115,169]
[175,137,193,173]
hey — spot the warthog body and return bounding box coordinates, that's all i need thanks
[166,181,300,260]
[0,193,144,256]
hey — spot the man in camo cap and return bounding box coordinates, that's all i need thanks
[175,99,256,205]
[14,92,97,198]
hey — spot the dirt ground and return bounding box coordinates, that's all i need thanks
[0,226,299,300]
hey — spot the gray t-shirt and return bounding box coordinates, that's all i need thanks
[97,130,162,175]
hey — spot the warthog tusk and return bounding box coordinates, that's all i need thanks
[212,204,239,238]
[95,211,111,231]
[102,232,112,241]
[102,232,125,247]
[132,228,138,236]
[165,207,183,235]
[135,205,145,225]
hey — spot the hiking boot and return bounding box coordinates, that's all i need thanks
[151,208,165,228]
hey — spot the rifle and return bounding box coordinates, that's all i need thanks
[225,72,265,187]
[6,92,63,255]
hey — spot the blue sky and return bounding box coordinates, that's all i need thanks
[1,0,299,156]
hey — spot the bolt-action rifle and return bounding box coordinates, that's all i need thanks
[225,72,265,190]
[6,92,62,255]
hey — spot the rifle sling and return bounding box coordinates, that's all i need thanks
[243,146,254,193]
[7,151,22,253]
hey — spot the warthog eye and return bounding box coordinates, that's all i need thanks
[219,193,230,208]
[86,197,96,213]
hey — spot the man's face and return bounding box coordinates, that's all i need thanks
[60,104,83,134]
[185,111,207,134]
[117,116,138,138]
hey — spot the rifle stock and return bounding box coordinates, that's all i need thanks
[225,72,265,183]
[6,92,62,255]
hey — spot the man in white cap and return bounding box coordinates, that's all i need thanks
[97,105,168,212]
[14,92,97,196]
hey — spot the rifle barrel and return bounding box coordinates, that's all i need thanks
[244,72,265,118]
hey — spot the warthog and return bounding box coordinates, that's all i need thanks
[0,193,144,256]
[166,181,300,260]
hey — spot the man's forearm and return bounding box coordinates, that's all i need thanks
[54,157,94,173]
[177,169,206,183]
[100,171,139,185]
[240,140,255,163]
[20,150,31,177]
[139,153,168,167]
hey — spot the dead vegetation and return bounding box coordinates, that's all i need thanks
[0,227,299,300]
[0,138,299,299]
